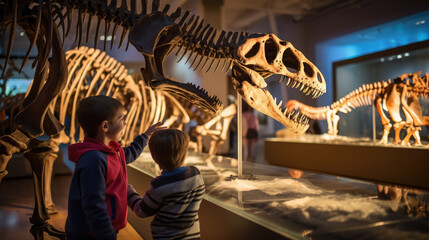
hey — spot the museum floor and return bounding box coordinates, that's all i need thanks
[0,174,143,240]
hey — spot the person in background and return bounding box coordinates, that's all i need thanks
[127,128,205,240]
[242,102,259,162]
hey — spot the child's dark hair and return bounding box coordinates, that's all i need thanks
[76,95,124,137]
[149,129,190,170]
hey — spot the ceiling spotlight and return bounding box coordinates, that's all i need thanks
[100,35,112,41]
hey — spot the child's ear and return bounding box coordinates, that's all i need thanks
[100,120,109,133]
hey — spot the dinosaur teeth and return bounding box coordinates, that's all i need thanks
[293,112,299,121]
[283,107,288,115]
[277,100,283,108]
[286,77,291,85]
[303,86,309,93]
[298,114,303,122]
[312,89,322,98]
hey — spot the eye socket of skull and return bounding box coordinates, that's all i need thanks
[303,62,315,78]
[282,48,299,73]
[245,42,260,58]
[264,38,278,64]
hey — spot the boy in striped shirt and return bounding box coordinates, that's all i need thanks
[127,129,205,240]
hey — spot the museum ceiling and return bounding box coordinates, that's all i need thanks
[221,0,368,29]
[0,0,368,58]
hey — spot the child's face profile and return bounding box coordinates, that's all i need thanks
[106,109,127,142]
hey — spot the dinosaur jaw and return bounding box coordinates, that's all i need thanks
[232,63,310,134]
[148,77,223,115]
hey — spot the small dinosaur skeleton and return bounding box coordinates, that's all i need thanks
[286,72,429,145]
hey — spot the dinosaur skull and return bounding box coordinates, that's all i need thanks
[232,33,326,133]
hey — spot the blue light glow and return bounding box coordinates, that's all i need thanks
[316,10,429,106]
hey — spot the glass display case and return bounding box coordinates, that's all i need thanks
[128,149,429,240]
[333,40,429,141]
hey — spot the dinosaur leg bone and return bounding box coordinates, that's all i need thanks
[24,139,64,239]
[402,125,420,146]
[375,95,391,144]
[327,110,339,136]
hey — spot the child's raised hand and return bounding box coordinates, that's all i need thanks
[144,122,167,137]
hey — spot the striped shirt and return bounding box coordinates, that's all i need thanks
[127,166,205,240]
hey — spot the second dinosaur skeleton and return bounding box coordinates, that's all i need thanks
[286,72,429,145]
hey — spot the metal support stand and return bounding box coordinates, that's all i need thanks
[224,93,256,181]
[237,93,243,178]
[372,105,376,142]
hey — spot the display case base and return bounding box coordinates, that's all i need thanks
[265,136,429,190]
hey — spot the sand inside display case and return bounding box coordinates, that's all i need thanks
[128,149,429,240]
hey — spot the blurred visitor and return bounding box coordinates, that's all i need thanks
[242,102,259,162]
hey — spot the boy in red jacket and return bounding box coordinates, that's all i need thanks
[66,95,165,240]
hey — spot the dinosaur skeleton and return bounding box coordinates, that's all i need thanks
[193,103,237,155]
[286,72,429,145]
[0,0,326,238]
[165,94,237,155]
[1,45,236,218]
